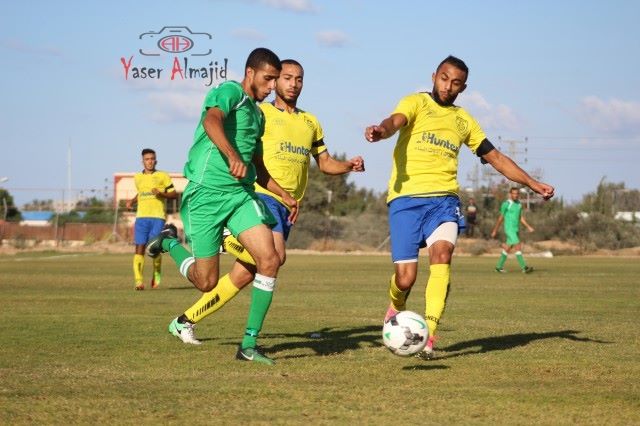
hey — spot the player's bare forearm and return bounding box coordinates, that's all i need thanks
[254,155,299,222]
[160,190,178,200]
[126,194,138,210]
[365,113,406,142]
[316,153,365,175]
[483,150,555,199]
[491,215,503,236]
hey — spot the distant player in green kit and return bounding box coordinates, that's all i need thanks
[491,187,535,273]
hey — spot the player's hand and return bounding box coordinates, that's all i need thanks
[228,156,247,179]
[528,226,535,233]
[282,193,299,224]
[365,125,385,142]
[126,200,133,210]
[349,156,365,172]
[490,230,497,239]
[531,182,555,200]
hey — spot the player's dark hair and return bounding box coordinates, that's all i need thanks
[437,55,469,79]
[141,148,156,156]
[245,48,281,72]
[281,59,303,69]
[510,187,520,192]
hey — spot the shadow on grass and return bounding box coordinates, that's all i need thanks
[402,364,449,371]
[256,325,383,359]
[165,285,198,290]
[438,329,611,360]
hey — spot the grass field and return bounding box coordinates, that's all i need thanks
[1,252,638,424]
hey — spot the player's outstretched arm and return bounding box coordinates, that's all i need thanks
[202,107,247,179]
[521,215,534,232]
[482,149,555,200]
[126,194,138,210]
[315,151,365,175]
[491,215,503,238]
[364,113,407,142]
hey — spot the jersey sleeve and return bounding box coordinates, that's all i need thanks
[391,94,420,126]
[464,113,487,154]
[499,201,508,216]
[202,82,244,117]
[310,116,327,156]
[160,172,175,193]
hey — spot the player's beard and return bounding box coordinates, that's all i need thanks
[276,88,299,105]
[431,88,456,106]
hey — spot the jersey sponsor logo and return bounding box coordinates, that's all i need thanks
[279,141,310,156]
[420,132,459,154]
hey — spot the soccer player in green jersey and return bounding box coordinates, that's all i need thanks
[491,187,535,273]
[125,148,177,291]
[147,48,299,365]
[365,55,554,359]
[168,59,365,346]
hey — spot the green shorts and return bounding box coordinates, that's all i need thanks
[180,182,276,258]
[505,229,521,246]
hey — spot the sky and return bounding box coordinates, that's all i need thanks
[1,0,639,208]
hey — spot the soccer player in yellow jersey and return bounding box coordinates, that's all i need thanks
[169,59,364,343]
[365,56,554,359]
[125,148,177,290]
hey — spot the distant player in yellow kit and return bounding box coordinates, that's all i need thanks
[126,148,177,290]
[365,55,554,359]
[169,59,365,342]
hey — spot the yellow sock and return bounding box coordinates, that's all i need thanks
[388,274,409,311]
[133,254,144,285]
[223,234,256,265]
[425,264,450,337]
[152,255,162,284]
[184,274,240,323]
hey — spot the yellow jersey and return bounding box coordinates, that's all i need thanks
[387,92,486,202]
[255,102,327,204]
[134,170,175,219]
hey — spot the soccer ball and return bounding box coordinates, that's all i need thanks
[382,311,428,356]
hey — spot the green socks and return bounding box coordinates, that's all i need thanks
[241,274,276,349]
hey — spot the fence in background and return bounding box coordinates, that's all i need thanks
[0,222,133,247]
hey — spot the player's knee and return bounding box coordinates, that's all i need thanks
[190,270,219,292]
[196,278,218,292]
[254,251,280,276]
[395,270,417,289]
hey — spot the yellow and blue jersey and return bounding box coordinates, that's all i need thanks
[134,170,175,219]
[255,102,327,205]
[387,92,486,203]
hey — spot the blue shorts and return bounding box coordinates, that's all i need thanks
[134,217,165,245]
[258,193,293,240]
[388,196,465,262]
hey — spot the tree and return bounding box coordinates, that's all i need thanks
[577,178,640,216]
[22,199,55,211]
[0,188,22,222]
[53,197,117,225]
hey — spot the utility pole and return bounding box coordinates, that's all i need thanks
[67,142,72,213]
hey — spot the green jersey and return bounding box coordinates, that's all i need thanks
[184,81,265,191]
[499,199,523,233]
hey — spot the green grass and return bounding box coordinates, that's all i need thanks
[0,253,638,424]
